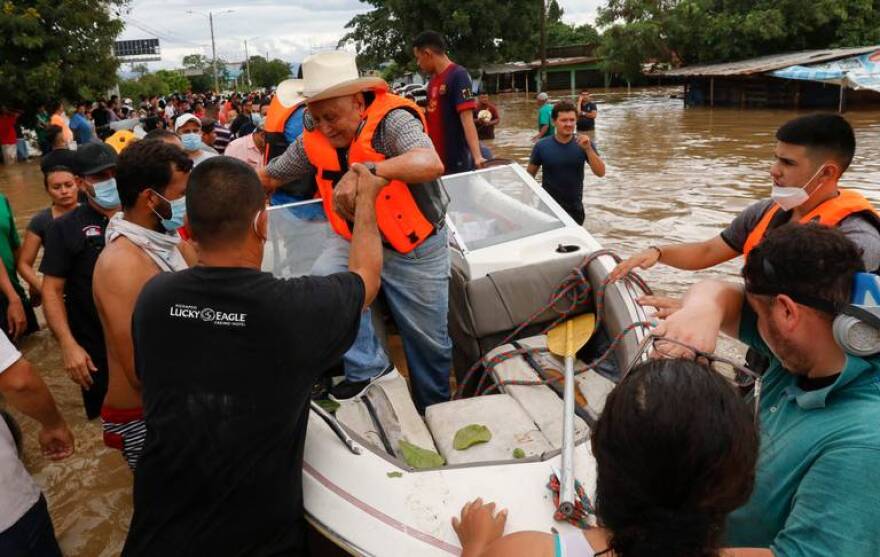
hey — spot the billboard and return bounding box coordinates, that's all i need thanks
[114,39,161,60]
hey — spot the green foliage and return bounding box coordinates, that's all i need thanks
[0,0,126,111]
[314,399,340,414]
[546,0,600,47]
[339,0,543,71]
[243,56,292,89]
[597,0,880,77]
[182,54,210,70]
[154,70,190,94]
[119,69,191,100]
[398,440,445,469]
[513,447,526,459]
[453,424,492,450]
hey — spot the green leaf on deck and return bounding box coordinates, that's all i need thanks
[399,440,445,469]
[386,471,403,478]
[315,399,340,414]
[513,448,526,459]
[453,424,492,450]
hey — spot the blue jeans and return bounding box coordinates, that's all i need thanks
[311,228,452,410]
[0,495,62,557]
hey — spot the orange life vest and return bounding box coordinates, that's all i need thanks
[742,189,880,257]
[302,91,435,253]
[263,95,304,165]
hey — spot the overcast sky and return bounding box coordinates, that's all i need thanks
[118,0,604,70]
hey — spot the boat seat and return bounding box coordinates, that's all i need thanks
[425,394,552,465]
[511,335,617,417]
[486,336,589,449]
[335,373,438,459]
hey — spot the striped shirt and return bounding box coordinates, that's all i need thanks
[212,124,232,155]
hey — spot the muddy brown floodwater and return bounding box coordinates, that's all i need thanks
[1,87,879,556]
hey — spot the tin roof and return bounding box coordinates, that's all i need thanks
[482,56,601,75]
[657,46,880,77]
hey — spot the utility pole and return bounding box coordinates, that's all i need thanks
[244,40,252,87]
[187,9,234,93]
[209,11,218,92]
[539,0,546,92]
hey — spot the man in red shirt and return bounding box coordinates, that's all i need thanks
[0,107,21,166]
[474,93,500,140]
[414,31,485,174]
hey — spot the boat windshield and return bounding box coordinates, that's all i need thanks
[442,165,565,252]
[262,199,331,278]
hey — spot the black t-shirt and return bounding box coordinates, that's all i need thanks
[39,203,108,352]
[26,207,54,242]
[123,267,365,557]
[577,102,597,131]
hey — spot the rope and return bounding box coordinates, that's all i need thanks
[548,472,595,529]
[450,250,655,526]
[454,249,653,399]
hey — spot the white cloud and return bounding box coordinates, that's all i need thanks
[119,0,604,71]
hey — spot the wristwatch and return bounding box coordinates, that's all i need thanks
[364,162,379,176]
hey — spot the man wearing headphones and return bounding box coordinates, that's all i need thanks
[655,222,880,557]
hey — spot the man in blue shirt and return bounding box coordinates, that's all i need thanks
[527,100,605,225]
[69,101,94,145]
[656,223,880,557]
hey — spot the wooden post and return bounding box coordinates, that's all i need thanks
[839,83,846,113]
[525,72,529,97]
[496,74,500,93]
[710,77,715,107]
[570,69,575,97]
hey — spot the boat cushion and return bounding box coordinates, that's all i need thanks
[510,335,618,417]
[425,394,552,465]
[486,335,589,448]
[454,252,590,339]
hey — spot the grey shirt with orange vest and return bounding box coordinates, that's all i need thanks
[721,196,880,271]
[264,96,447,252]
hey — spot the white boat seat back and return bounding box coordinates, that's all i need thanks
[486,335,588,448]
[335,373,438,459]
[425,394,552,465]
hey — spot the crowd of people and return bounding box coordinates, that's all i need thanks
[0,29,878,557]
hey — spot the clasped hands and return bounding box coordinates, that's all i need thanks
[332,163,390,221]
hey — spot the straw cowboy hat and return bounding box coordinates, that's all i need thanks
[275,78,305,108]
[301,50,388,103]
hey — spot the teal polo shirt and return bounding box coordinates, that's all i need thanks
[538,103,555,138]
[726,305,880,556]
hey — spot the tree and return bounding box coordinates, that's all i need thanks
[597,0,880,76]
[182,53,215,92]
[154,70,190,94]
[0,0,125,112]
[242,56,292,88]
[339,0,542,72]
[546,0,600,47]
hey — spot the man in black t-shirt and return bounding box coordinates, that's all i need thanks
[41,143,121,419]
[122,157,384,556]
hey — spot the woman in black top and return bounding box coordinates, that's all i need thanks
[17,157,79,307]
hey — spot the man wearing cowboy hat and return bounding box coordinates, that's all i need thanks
[260,50,451,411]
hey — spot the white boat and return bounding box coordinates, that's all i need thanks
[262,163,652,556]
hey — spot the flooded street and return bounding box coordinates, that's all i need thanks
[2,86,880,555]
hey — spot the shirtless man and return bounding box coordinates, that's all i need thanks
[92,140,194,469]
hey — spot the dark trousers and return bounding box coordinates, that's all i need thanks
[0,496,63,557]
[563,205,586,226]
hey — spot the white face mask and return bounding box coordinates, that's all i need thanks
[771,164,827,211]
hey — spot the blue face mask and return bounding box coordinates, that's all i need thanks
[90,178,120,209]
[251,113,264,127]
[151,190,186,232]
[180,132,201,152]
